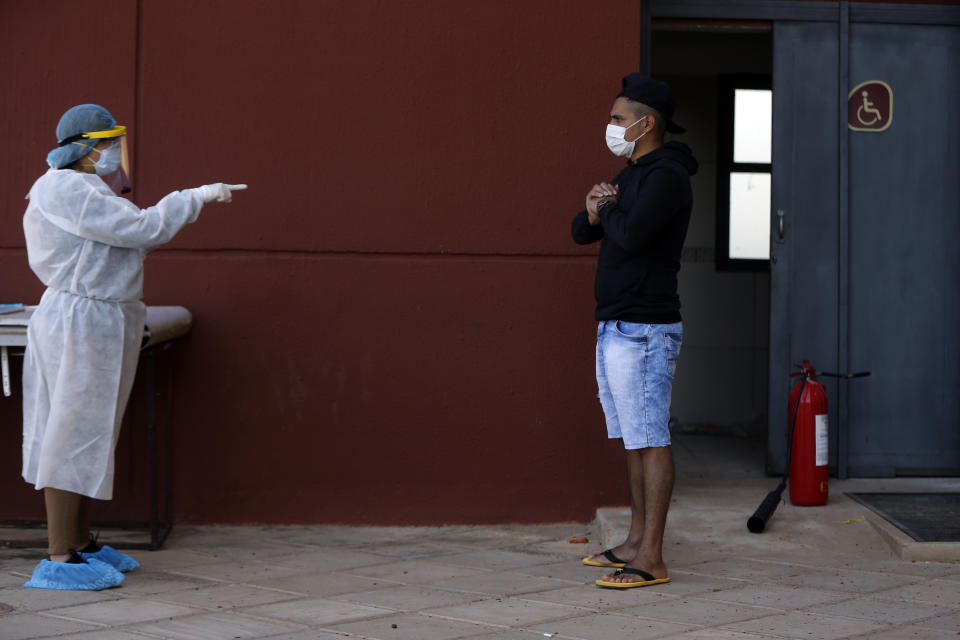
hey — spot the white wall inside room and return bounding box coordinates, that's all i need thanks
[653,30,772,434]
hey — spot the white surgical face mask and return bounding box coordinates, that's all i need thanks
[91,142,123,176]
[605,116,647,157]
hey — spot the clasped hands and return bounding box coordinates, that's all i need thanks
[586,182,619,225]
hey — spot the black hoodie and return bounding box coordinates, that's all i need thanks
[571,141,699,323]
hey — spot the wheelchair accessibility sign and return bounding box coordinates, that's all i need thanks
[848,81,892,132]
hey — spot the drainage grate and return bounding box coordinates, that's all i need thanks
[846,493,960,542]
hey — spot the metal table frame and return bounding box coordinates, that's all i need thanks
[1,307,189,550]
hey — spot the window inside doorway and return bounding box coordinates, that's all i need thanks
[717,75,772,271]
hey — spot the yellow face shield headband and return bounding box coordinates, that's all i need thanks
[57,124,127,146]
[68,127,131,188]
[80,124,127,140]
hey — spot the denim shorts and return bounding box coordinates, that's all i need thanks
[595,320,683,449]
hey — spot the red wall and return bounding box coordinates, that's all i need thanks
[0,1,641,524]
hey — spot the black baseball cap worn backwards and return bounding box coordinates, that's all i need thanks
[617,73,685,134]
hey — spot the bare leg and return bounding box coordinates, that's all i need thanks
[74,496,92,550]
[44,487,83,562]
[601,445,674,583]
[621,446,647,551]
[585,443,645,565]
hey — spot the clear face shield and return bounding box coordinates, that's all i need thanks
[79,125,132,195]
[103,135,131,195]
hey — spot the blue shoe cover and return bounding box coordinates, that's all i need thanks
[23,557,123,590]
[79,545,140,572]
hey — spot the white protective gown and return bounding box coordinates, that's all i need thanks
[22,169,203,500]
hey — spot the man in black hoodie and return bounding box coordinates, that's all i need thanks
[573,74,698,589]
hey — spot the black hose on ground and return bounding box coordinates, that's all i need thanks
[747,375,807,533]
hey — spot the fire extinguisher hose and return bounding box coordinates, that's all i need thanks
[747,375,807,533]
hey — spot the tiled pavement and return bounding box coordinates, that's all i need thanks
[2,434,959,639]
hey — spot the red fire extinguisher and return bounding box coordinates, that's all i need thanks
[788,360,829,506]
[747,364,869,533]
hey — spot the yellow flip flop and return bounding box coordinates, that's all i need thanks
[596,567,670,589]
[581,549,627,568]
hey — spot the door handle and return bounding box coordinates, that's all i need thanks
[776,209,785,244]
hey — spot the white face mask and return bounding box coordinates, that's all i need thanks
[605,116,647,157]
[91,143,123,176]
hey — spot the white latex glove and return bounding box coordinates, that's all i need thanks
[190,183,247,203]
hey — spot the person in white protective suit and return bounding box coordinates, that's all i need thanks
[20,103,246,591]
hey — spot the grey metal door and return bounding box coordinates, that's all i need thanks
[769,20,842,476]
[846,22,960,476]
[769,16,960,477]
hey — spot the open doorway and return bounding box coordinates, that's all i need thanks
[652,25,773,473]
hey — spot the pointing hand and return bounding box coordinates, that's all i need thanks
[192,183,248,203]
